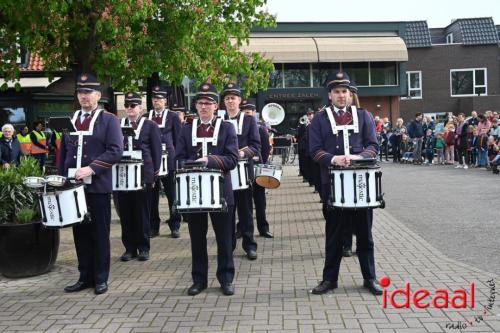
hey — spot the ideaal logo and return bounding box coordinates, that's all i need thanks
[380,276,496,330]
[380,276,475,309]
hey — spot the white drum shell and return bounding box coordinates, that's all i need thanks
[254,164,283,189]
[175,170,225,212]
[40,185,87,228]
[112,162,143,191]
[158,153,169,177]
[230,160,250,191]
[329,167,382,209]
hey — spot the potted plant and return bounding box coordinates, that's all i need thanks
[0,157,60,278]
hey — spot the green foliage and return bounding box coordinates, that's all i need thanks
[15,208,37,224]
[0,157,42,224]
[0,0,276,95]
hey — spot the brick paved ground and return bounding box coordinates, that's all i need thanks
[1,165,499,332]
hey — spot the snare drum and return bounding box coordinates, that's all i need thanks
[230,160,250,191]
[23,177,46,188]
[254,164,283,189]
[174,168,226,213]
[328,162,384,209]
[158,152,168,177]
[112,159,143,191]
[39,184,88,228]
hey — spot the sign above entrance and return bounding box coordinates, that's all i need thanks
[262,103,285,126]
[267,92,321,100]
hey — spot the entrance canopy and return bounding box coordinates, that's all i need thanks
[239,37,408,63]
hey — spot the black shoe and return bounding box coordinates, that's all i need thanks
[221,283,235,296]
[150,230,159,238]
[246,249,257,260]
[363,279,383,295]
[64,281,93,293]
[138,250,150,261]
[187,283,207,296]
[342,247,353,257]
[311,281,338,295]
[164,218,171,225]
[94,282,108,295]
[120,251,137,262]
[235,231,242,239]
[171,229,180,238]
[259,231,274,238]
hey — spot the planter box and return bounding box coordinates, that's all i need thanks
[0,221,60,278]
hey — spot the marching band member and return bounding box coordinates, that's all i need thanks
[241,98,273,238]
[175,82,239,296]
[222,83,261,260]
[309,71,382,296]
[59,73,123,295]
[147,85,181,238]
[117,92,162,262]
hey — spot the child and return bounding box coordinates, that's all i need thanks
[444,126,455,164]
[469,127,479,167]
[423,129,435,165]
[435,132,445,164]
[476,127,489,168]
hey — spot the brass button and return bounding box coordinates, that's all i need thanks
[336,145,340,149]
[348,133,352,137]
[73,155,76,158]
[84,155,87,158]
[349,146,352,149]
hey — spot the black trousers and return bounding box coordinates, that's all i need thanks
[232,188,257,253]
[117,186,152,253]
[150,172,180,232]
[72,193,111,284]
[322,206,376,282]
[298,149,307,178]
[187,207,235,285]
[252,183,269,234]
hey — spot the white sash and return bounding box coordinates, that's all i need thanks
[191,117,222,157]
[148,109,168,128]
[121,117,146,139]
[225,112,244,135]
[71,109,103,135]
[325,106,359,135]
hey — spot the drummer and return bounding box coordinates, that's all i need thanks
[308,71,382,295]
[222,83,261,260]
[59,73,124,295]
[147,85,181,238]
[175,82,239,296]
[241,98,273,238]
[117,92,162,262]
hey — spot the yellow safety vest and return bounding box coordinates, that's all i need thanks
[30,131,48,154]
[16,133,32,155]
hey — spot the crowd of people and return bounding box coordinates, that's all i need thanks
[375,110,500,174]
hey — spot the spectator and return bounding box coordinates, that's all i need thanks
[444,126,455,165]
[489,119,500,140]
[423,129,435,165]
[470,127,479,167]
[455,113,469,169]
[390,118,405,163]
[476,127,489,168]
[0,124,23,168]
[379,127,389,162]
[467,111,479,127]
[30,120,48,170]
[434,132,445,165]
[477,114,491,134]
[407,112,424,164]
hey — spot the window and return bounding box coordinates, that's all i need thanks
[446,33,454,44]
[402,71,422,99]
[269,63,284,88]
[312,63,340,87]
[370,62,397,86]
[0,106,26,126]
[283,63,311,88]
[450,68,487,97]
[341,62,369,86]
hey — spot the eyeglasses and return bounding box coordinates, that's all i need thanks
[125,103,139,108]
[196,101,216,107]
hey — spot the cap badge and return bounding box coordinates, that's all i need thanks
[127,93,133,97]
[336,73,343,79]
[80,74,88,81]
[202,84,209,91]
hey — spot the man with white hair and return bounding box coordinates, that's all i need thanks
[0,124,23,168]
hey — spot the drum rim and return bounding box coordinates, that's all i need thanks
[329,165,380,171]
[176,168,223,173]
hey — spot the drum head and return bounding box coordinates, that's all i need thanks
[46,175,66,187]
[23,177,45,188]
[256,176,280,189]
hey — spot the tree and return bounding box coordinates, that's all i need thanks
[0,0,275,94]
